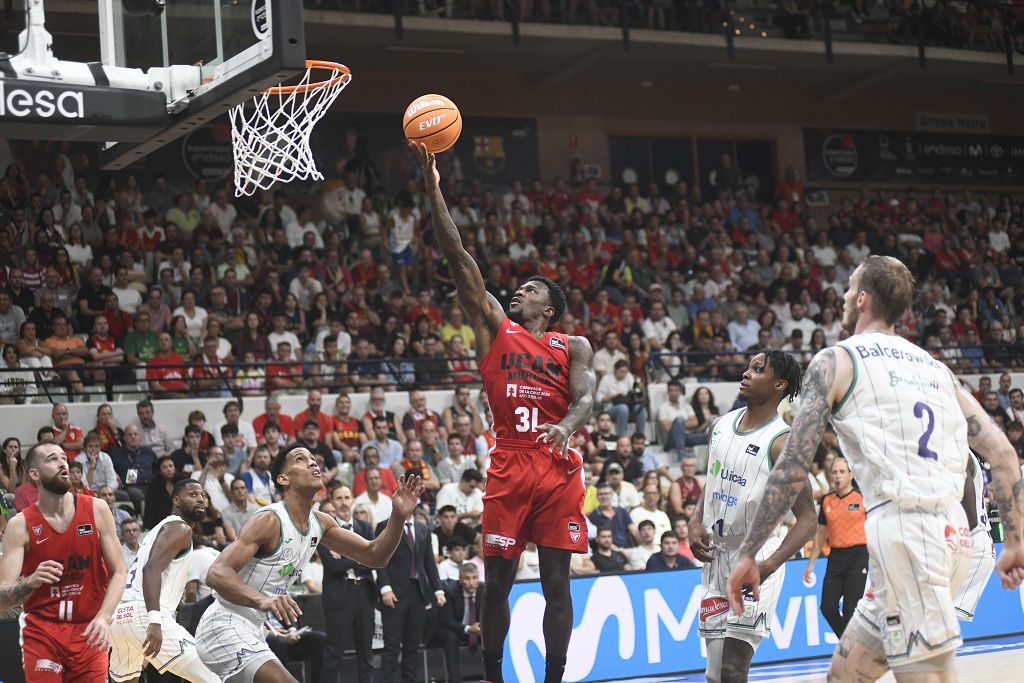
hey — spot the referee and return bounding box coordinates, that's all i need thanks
[803,456,868,637]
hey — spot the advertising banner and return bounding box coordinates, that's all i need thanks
[803,128,1024,186]
[504,544,1024,682]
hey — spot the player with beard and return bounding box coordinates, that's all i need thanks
[688,351,816,683]
[194,446,424,683]
[0,441,126,681]
[110,478,219,683]
[728,256,1024,681]
[413,142,596,683]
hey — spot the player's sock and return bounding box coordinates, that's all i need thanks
[483,650,504,683]
[543,655,567,683]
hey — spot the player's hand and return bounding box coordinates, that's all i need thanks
[26,560,63,588]
[258,594,302,625]
[142,623,163,659]
[81,616,112,650]
[726,555,760,617]
[688,524,714,564]
[536,423,570,459]
[392,475,425,518]
[381,590,397,608]
[995,544,1024,589]
[409,142,440,190]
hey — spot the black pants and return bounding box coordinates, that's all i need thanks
[380,584,427,683]
[428,628,464,683]
[821,545,869,638]
[269,630,327,682]
[124,484,147,516]
[323,581,376,683]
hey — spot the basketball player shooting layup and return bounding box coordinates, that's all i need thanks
[110,478,218,683]
[195,447,424,683]
[727,255,1024,682]
[689,350,817,683]
[0,441,127,682]
[412,141,596,683]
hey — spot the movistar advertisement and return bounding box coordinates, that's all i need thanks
[503,544,1024,683]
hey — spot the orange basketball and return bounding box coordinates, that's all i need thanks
[403,94,462,153]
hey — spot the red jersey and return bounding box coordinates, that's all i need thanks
[22,494,109,624]
[479,317,572,443]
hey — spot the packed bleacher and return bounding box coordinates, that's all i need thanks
[2,137,1024,678]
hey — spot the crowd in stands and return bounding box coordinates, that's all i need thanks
[301,0,1024,52]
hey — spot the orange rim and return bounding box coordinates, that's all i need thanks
[265,59,351,95]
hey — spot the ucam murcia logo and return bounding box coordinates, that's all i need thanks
[568,522,581,544]
[484,533,516,550]
[32,524,42,536]
[549,337,566,350]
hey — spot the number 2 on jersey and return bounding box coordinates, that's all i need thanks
[913,401,938,461]
[514,406,539,433]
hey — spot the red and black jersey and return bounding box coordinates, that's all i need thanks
[479,317,572,444]
[22,494,109,624]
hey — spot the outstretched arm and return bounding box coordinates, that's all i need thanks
[411,143,504,351]
[537,336,596,459]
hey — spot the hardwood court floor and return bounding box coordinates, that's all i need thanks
[612,634,1024,683]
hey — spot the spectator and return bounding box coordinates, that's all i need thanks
[591,527,635,573]
[361,416,404,469]
[605,462,641,510]
[253,395,296,444]
[353,467,392,524]
[242,447,278,504]
[587,482,639,550]
[222,478,262,541]
[393,439,440,496]
[144,455,183,529]
[593,330,628,382]
[170,424,207,476]
[96,484,133,540]
[295,389,333,438]
[402,389,443,441]
[0,290,26,346]
[124,311,159,366]
[433,562,482,683]
[438,539,467,581]
[329,394,364,452]
[50,402,84,458]
[219,424,249,476]
[121,519,142,566]
[214,400,258,454]
[624,519,659,568]
[146,331,188,398]
[94,402,125,452]
[361,386,405,444]
[67,460,93,497]
[645,531,694,570]
[76,430,119,494]
[198,446,234,513]
[597,359,647,437]
[110,423,156,513]
[289,420,338,482]
[630,484,672,540]
[130,398,173,458]
[436,469,485,524]
[441,385,483,437]
[668,455,703,515]
[44,315,89,395]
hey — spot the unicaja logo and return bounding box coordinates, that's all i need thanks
[0,82,84,118]
[709,460,721,477]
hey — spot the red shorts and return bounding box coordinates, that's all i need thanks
[20,614,109,682]
[482,440,588,558]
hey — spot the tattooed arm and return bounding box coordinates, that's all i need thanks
[757,433,819,579]
[737,348,843,559]
[954,382,1023,546]
[0,515,64,610]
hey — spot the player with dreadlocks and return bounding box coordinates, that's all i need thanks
[688,350,817,683]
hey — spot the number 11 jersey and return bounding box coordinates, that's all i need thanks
[479,317,572,443]
[831,331,968,513]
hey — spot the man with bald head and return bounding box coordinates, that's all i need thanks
[110,423,158,514]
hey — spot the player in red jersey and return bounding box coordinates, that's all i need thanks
[0,441,127,682]
[413,142,596,683]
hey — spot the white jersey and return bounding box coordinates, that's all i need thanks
[213,501,323,625]
[122,515,192,613]
[704,407,791,538]
[832,332,968,513]
[969,452,990,531]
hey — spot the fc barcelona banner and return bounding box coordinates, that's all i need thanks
[804,128,1024,185]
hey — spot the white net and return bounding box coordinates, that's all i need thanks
[229,60,351,197]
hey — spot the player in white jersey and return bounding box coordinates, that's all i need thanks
[110,478,219,683]
[952,451,995,622]
[727,255,1024,683]
[689,350,817,683]
[195,446,424,683]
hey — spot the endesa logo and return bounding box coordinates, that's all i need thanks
[0,82,84,118]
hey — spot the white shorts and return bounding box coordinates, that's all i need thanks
[953,526,996,622]
[853,502,971,667]
[195,601,278,682]
[698,531,785,649]
[109,601,219,683]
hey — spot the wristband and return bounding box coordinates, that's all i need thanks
[148,610,163,625]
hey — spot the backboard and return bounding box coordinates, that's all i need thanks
[0,0,306,169]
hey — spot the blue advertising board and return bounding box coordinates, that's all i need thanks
[503,544,1024,683]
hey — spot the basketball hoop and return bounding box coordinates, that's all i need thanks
[228,60,351,197]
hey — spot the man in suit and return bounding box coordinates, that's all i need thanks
[433,563,483,683]
[318,484,376,683]
[376,505,445,683]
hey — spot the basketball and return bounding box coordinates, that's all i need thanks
[403,93,462,153]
